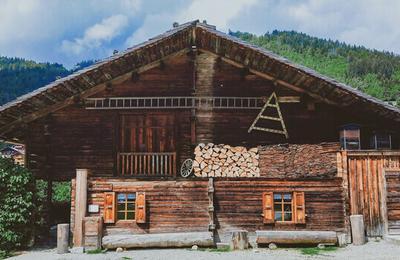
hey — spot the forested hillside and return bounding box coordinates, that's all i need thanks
[230,30,400,105]
[0,57,95,105]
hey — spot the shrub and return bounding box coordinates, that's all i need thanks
[0,157,35,253]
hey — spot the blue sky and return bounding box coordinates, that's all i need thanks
[1,0,399,68]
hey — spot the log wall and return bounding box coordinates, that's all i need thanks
[71,177,346,236]
[214,178,346,233]
[71,178,210,235]
[26,52,399,181]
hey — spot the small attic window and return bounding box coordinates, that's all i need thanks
[340,124,361,150]
[370,132,392,150]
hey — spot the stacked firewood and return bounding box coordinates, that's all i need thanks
[193,143,260,177]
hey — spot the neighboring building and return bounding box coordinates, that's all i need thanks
[0,143,25,165]
[0,21,399,247]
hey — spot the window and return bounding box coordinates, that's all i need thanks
[370,132,392,150]
[274,193,292,222]
[340,124,361,150]
[117,193,136,220]
[103,191,146,224]
[262,191,305,224]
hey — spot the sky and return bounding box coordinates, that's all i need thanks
[1,0,400,68]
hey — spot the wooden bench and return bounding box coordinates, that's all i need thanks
[256,231,337,245]
[102,232,214,249]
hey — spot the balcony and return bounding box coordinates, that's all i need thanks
[118,152,176,177]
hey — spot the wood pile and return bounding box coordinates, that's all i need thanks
[193,143,260,177]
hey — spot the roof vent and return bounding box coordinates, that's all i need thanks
[173,22,179,28]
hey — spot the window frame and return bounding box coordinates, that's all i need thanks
[262,191,306,225]
[273,192,294,223]
[116,193,136,222]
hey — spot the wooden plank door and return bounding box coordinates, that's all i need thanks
[120,113,176,153]
[347,155,388,236]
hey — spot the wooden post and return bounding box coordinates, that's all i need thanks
[57,224,70,254]
[207,178,215,232]
[350,215,366,245]
[230,230,249,250]
[73,169,89,247]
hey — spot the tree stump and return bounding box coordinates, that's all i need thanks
[57,224,70,254]
[230,230,249,250]
[350,215,366,245]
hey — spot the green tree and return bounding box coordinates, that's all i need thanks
[0,157,35,256]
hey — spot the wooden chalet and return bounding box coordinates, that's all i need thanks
[1,20,400,248]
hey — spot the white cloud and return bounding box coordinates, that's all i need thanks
[125,0,259,47]
[61,15,129,55]
[176,0,259,30]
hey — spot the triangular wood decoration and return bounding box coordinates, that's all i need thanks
[248,92,289,139]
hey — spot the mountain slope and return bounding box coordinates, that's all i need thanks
[230,30,400,104]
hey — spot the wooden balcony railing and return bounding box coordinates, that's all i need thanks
[118,152,176,177]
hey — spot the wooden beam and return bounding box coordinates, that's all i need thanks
[73,169,89,247]
[198,48,341,106]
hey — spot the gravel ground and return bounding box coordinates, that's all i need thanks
[9,240,400,260]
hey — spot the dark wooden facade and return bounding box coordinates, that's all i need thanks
[1,21,400,243]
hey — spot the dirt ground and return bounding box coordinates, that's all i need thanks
[9,239,400,260]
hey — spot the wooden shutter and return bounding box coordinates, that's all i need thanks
[135,192,146,223]
[103,192,116,223]
[294,191,306,224]
[262,192,274,223]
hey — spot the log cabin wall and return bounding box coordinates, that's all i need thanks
[70,178,210,235]
[213,178,346,233]
[26,52,399,181]
[70,177,346,236]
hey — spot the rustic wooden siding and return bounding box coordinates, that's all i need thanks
[385,170,400,235]
[337,151,400,236]
[213,178,345,232]
[71,178,210,235]
[71,178,346,235]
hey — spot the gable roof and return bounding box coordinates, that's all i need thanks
[0,20,399,139]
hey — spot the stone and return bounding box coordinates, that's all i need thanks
[70,247,84,254]
[116,247,124,253]
[317,243,325,249]
[191,245,198,250]
[268,243,277,250]
[198,143,205,148]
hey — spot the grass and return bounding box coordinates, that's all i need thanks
[85,248,107,254]
[300,246,338,256]
[121,257,132,260]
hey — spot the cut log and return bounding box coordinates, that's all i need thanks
[102,232,214,249]
[230,230,249,250]
[256,231,337,245]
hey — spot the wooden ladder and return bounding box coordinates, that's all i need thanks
[248,92,289,139]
